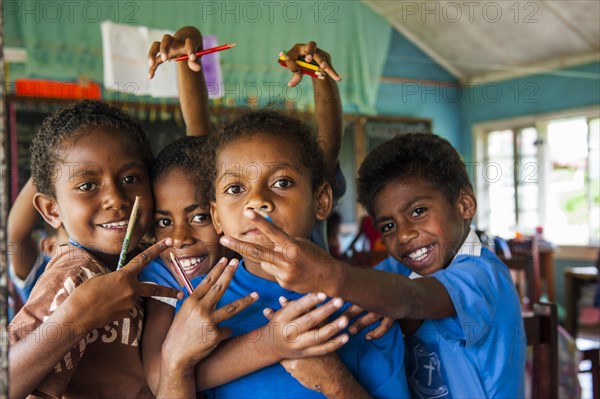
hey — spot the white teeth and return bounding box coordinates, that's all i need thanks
[178,257,205,270]
[408,247,429,261]
[101,221,128,228]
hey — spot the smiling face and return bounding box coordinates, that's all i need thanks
[34,128,153,267]
[372,178,476,275]
[153,167,222,281]
[211,132,331,276]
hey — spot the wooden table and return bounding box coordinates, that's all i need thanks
[539,243,556,302]
[564,266,598,337]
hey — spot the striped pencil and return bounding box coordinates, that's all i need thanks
[169,252,194,295]
[116,196,141,270]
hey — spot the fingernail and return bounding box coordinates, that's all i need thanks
[229,258,239,266]
[366,335,372,341]
[220,236,231,245]
[338,317,348,328]
[220,257,227,263]
[165,238,173,246]
[161,53,167,62]
[244,209,256,218]
[349,326,357,334]
[317,292,327,301]
[250,292,259,299]
[332,297,343,307]
[340,334,349,344]
[177,291,184,299]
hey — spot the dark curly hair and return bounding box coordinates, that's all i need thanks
[30,100,154,197]
[152,135,210,204]
[357,133,473,216]
[202,110,327,202]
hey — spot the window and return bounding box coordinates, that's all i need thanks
[474,108,600,246]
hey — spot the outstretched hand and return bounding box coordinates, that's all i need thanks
[162,257,259,368]
[283,41,342,87]
[148,26,203,79]
[220,209,340,295]
[69,238,182,331]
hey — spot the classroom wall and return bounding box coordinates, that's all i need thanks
[374,30,464,151]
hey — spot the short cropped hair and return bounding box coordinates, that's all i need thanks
[202,110,327,202]
[357,133,472,216]
[30,100,153,197]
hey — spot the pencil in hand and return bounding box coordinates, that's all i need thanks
[169,252,195,295]
[175,43,237,61]
[116,196,141,270]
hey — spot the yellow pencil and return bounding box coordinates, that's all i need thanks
[278,54,320,72]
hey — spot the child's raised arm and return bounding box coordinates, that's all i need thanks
[8,239,181,399]
[148,26,210,136]
[7,178,43,280]
[282,42,342,180]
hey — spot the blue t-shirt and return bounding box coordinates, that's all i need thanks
[374,248,526,398]
[145,258,409,399]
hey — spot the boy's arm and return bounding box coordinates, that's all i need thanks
[221,210,455,320]
[148,26,210,136]
[7,178,41,279]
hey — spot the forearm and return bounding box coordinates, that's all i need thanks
[157,358,197,399]
[313,77,342,177]
[194,325,280,390]
[173,27,210,136]
[328,260,455,320]
[8,305,89,398]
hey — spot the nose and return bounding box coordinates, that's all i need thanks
[171,222,195,249]
[102,183,130,211]
[245,186,274,214]
[397,222,418,245]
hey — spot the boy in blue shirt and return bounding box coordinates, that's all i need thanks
[225,132,526,398]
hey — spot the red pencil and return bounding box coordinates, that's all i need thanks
[175,43,237,61]
[169,252,194,295]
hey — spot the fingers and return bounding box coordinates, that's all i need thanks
[201,259,240,308]
[275,292,328,321]
[213,292,259,324]
[184,37,202,72]
[123,238,173,274]
[348,311,383,335]
[243,209,291,245]
[286,297,346,332]
[148,41,163,79]
[312,50,341,81]
[365,317,395,340]
[194,257,230,297]
[136,281,183,299]
[159,34,175,62]
[341,304,364,321]
[303,41,317,63]
[220,236,282,266]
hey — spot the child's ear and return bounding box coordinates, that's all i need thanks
[33,193,63,230]
[315,182,333,222]
[210,201,223,234]
[457,188,477,220]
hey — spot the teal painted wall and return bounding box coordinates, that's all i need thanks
[460,61,600,159]
[374,30,464,151]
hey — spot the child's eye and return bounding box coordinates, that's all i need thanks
[122,175,138,184]
[411,207,427,217]
[272,179,293,189]
[77,182,96,192]
[191,213,210,224]
[225,185,244,195]
[156,218,172,228]
[380,222,395,234]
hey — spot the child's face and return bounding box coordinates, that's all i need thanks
[372,178,476,275]
[211,133,330,252]
[153,167,222,280]
[39,128,153,263]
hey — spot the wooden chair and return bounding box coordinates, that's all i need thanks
[523,302,559,399]
[499,238,542,310]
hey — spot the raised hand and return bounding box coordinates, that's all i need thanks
[148,26,203,79]
[162,257,259,367]
[69,238,182,331]
[283,41,342,87]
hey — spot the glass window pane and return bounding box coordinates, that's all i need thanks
[546,118,589,245]
[488,130,513,158]
[589,118,600,244]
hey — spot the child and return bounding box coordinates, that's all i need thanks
[184,110,409,398]
[223,132,527,398]
[8,100,253,398]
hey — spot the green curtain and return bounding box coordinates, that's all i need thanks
[4,0,391,113]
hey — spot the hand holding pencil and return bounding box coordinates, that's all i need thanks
[280,41,342,87]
